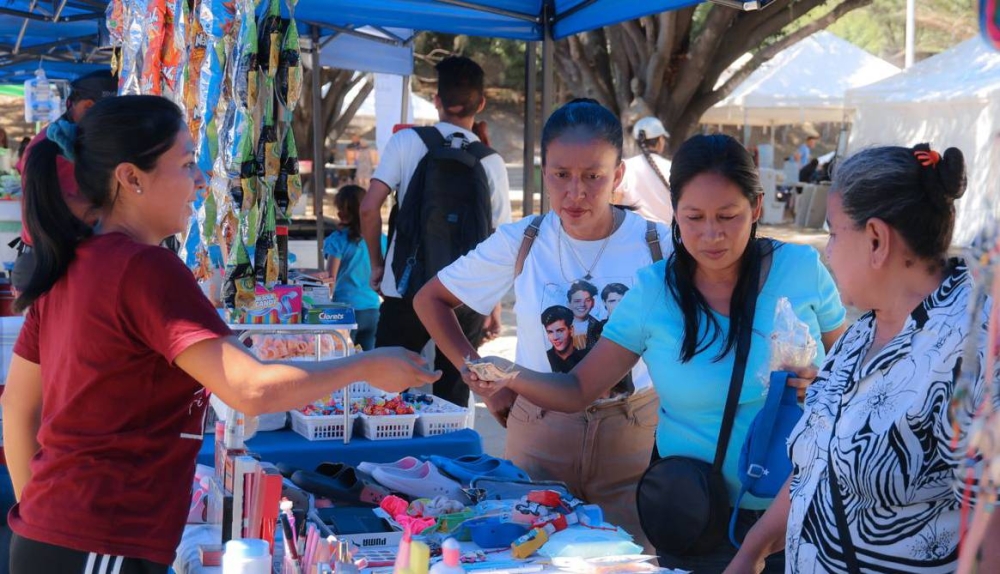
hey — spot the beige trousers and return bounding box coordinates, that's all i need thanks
[504,389,658,551]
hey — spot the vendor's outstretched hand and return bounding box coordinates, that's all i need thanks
[362,347,441,393]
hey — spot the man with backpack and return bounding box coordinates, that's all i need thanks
[360,56,510,407]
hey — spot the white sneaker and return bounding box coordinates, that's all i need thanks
[358,456,421,477]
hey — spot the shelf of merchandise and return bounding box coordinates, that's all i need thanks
[229,322,357,444]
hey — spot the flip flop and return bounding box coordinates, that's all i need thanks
[276,462,303,479]
[315,462,349,478]
[290,468,391,506]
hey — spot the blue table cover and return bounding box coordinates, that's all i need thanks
[198,428,483,470]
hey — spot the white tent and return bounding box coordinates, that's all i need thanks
[345,80,438,123]
[846,38,1000,247]
[702,31,900,126]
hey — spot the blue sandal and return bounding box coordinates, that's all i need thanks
[428,454,531,484]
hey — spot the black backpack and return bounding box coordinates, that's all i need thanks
[389,126,497,297]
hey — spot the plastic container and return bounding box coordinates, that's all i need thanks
[413,398,468,437]
[222,539,270,574]
[347,380,381,397]
[23,69,63,123]
[289,409,356,441]
[357,413,417,440]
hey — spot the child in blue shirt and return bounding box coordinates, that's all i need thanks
[324,185,386,350]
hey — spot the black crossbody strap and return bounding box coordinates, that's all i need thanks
[828,459,861,574]
[828,409,862,574]
[713,241,764,472]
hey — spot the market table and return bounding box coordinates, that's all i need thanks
[197,428,483,470]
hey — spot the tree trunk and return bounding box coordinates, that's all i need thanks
[291,66,373,164]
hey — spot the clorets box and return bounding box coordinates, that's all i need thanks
[303,303,356,326]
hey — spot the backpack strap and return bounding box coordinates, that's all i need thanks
[413,126,446,151]
[465,139,498,161]
[646,220,663,262]
[514,214,546,279]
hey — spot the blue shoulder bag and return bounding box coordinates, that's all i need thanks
[729,369,804,547]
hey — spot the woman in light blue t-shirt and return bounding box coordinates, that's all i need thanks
[324,185,386,350]
[469,134,847,574]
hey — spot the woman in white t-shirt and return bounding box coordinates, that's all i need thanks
[414,99,669,548]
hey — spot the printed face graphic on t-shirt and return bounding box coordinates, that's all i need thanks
[604,292,624,315]
[569,289,595,320]
[546,319,574,356]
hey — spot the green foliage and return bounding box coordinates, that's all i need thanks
[828,0,977,64]
[414,33,527,89]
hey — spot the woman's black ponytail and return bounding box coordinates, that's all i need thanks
[14,95,185,311]
[14,140,92,312]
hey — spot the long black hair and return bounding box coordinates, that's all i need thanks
[15,95,185,311]
[666,134,771,363]
[335,184,365,243]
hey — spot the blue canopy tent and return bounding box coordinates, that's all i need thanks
[0,0,776,256]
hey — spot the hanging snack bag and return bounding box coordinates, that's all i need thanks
[254,184,278,287]
[231,0,258,109]
[255,79,280,179]
[256,0,282,79]
[117,0,145,94]
[160,0,188,101]
[140,0,168,95]
[277,19,302,111]
[223,226,255,310]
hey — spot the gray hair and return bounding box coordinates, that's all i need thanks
[831,143,966,262]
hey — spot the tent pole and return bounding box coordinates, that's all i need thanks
[742,109,750,147]
[311,26,325,269]
[539,6,554,213]
[401,74,411,124]
[523,41,537,217]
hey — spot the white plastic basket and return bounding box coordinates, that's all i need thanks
[414,398,468,437]
[358,413,417,440]
[347,381,382,397]
[289,409,357,441]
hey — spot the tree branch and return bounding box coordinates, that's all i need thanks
[666,4,738,122]
[329,76,373,137]
[605,27,637,113]
[708,0,873,106]
[565,34,616,108]
[643,11,674,108]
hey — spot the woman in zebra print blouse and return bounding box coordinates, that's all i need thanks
[726,144,995,574]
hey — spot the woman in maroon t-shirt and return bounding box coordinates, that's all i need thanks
[0,96,439,573]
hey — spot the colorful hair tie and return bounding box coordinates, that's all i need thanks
[45,119,78,162]
[914,149,941,168]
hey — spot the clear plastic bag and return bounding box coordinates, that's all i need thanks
[760,297,817,394]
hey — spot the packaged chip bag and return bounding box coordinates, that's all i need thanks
[223,226,255,310]
[140,0,168,95]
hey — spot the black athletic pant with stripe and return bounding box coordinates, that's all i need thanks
[10,534,168,574]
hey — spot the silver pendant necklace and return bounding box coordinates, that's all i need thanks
[557,207,622,281]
